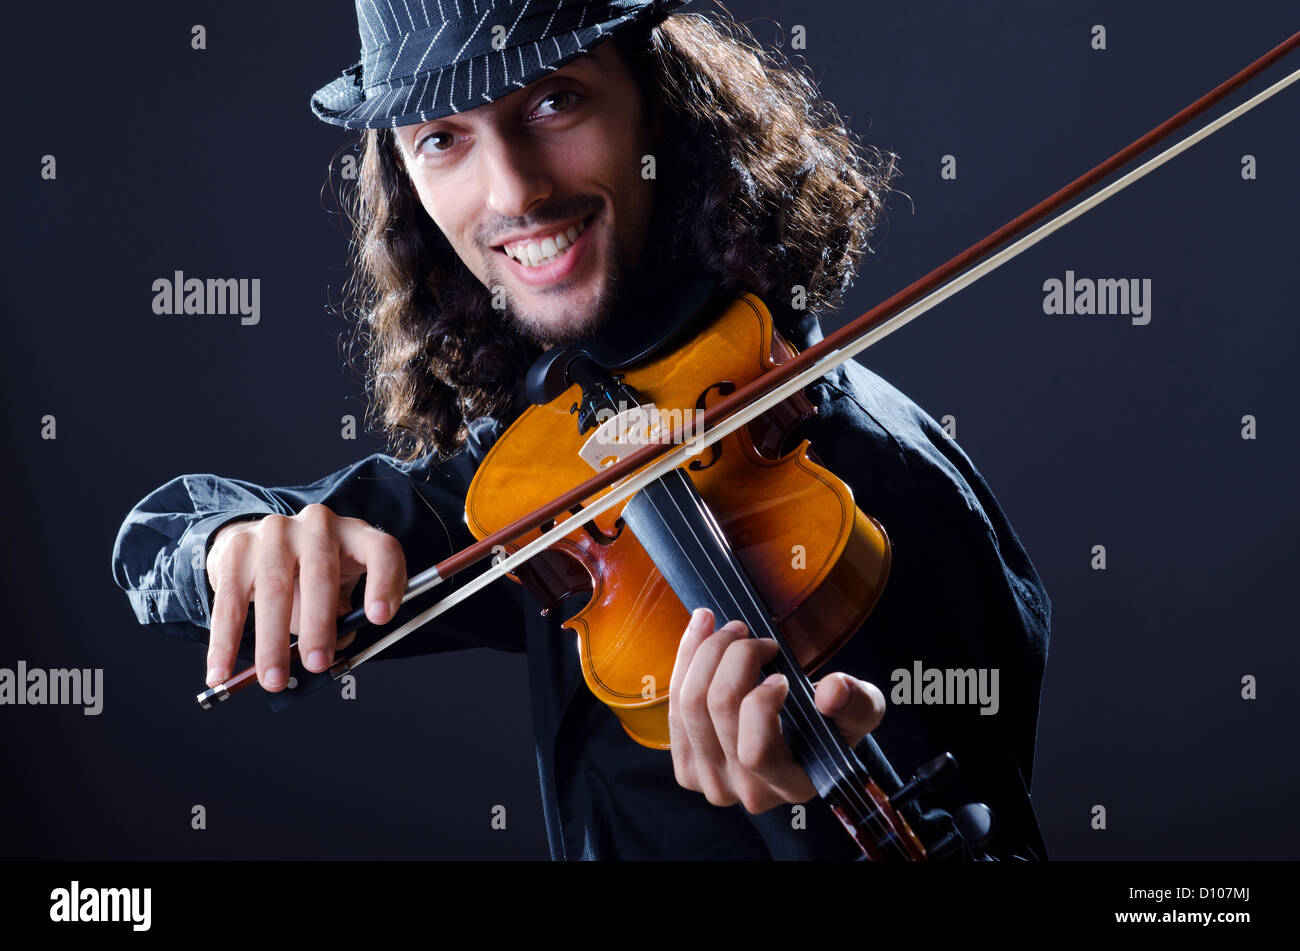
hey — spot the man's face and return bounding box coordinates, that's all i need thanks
[394,40,656,347]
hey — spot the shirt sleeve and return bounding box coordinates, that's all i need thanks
[110,450,528,670]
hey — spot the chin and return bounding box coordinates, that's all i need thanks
[508,299,602,347]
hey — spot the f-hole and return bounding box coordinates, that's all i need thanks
[688,381,734,471]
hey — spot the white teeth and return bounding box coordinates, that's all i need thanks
[504,218,587,267]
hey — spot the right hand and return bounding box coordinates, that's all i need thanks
[204,503,407,692]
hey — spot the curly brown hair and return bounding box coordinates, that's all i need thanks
[335,8,898,463]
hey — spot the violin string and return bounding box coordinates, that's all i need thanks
[649,471,905,857]
[637,468,903,857]
[635,473,849,787]
[612,384,896,847]
[618,339,903,850]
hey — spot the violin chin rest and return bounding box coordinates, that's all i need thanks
[524,277,724,406]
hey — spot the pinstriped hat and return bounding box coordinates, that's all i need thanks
[311,0,686,129]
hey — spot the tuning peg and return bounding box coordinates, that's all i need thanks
[928,803,996,859]
[890,752,958,809]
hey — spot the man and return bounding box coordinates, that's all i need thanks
[112,0,1050,860]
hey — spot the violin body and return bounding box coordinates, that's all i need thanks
[464,292,891,748]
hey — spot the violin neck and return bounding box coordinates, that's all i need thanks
[621,467,921,859]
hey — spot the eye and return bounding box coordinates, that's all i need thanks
[533,89,580,118]
[416,129,455,156]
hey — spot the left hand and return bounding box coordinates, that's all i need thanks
[669,607,886,814]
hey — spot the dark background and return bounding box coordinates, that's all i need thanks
[2,1,1296,860]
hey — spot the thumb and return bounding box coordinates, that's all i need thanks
[814,673,885,747]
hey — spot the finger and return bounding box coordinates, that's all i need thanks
[670,607,714,698]
[205,530,256,687]
[251,515,295,692]
[677,619,749,805]
[340,521,406,626]
[706,636,780,763]
[668,608,714,790]
[814,672,886,748]
[293,505,343,673]
[736,673,817,804]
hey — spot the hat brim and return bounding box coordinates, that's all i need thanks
[311,4,681,130]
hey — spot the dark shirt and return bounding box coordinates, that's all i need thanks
[111,292,1050,861]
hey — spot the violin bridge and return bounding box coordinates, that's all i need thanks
[578,401,687,472]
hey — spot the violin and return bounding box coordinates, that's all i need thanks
[194,29,1300,860]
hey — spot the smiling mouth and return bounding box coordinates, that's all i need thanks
[494,213,594,269]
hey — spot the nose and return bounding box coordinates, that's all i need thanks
[479,128,552,222]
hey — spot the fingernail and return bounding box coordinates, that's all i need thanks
[367,601,390,624]
[264,667,286,689]
[689,608,708,630]
[763,673,787,688]
[722,620,748,635]
[307,650,329,671]
[206,667,226,686]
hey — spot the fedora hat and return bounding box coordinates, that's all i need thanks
[311,0,687,129]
